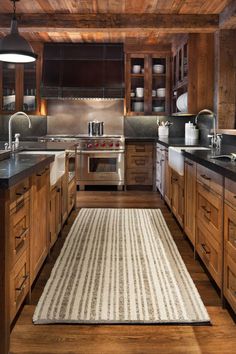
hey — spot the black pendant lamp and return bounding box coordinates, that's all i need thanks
[0,0,37,63]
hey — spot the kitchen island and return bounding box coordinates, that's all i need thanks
[0,144,77,354]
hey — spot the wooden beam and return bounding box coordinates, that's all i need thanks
[0,13,219,33]
[219,0,236,29]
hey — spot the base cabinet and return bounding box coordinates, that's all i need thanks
[126,142,154,188]
[171,170,184,227]
[184,159,196,245]
[50,180,62,248]
[30,168,50,284]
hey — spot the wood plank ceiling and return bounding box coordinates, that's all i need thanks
[0,0,232,45]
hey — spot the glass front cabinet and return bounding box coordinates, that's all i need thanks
[0,43,44,115]
[125,53,170,116]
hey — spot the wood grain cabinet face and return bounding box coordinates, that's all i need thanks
[30,168,50,284]
[224,203,236,258]
[171,170,184,227]
[50,180,62,249]
[224,253,236,313]
[126,143,154,187]
[196,222,222,287]
[184,159,196,245]
[9,249,30,322]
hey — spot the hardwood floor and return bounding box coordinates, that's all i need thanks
[10,191,236,354]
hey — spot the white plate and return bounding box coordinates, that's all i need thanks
[176,92,188,112]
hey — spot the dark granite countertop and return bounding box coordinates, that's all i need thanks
[183,145,236,182]
[0,141,77,151]
[0,153,55,188]
[125,136,208,147]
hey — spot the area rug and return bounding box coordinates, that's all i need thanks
[33,208,210,325]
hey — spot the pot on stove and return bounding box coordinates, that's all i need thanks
[88,120,104,136]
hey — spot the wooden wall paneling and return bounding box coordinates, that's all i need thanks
[15,64,24,112]
[214,29,236,129]
[188,33,214,114]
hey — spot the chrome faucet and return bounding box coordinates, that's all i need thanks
[195,108,222,149]
[8,111,32,151]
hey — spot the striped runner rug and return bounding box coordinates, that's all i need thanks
[33,208,210,324]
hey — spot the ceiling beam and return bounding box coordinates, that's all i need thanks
[219,0,236,29]
[0,13,219,33]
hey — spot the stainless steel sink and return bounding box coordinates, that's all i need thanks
[210,153,236,162]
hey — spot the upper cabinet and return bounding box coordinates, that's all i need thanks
[125,53,170,116]
[171,34,214,115]
[41,43,124,99]
[0,43,44,115]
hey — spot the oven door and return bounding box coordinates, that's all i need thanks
[79,150,124,183]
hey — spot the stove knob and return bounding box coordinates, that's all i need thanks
[109,143,114,147]
[95,143,99,148]
[115,142,120,147]
[101,142,106,147]
[87,143,93,148]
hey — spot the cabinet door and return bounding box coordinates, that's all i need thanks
[61,172,68,225]
[184,159,196,244]
[171,170,184,227]
[30,169,50,284]
[164,150,172,208]
[50,181,62,248]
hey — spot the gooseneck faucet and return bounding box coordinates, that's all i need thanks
[8,111,32,150]
[195,108,221,149]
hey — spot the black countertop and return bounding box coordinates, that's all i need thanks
[183,145,236,182]
[0,153,55,188]
[0,141,77,151]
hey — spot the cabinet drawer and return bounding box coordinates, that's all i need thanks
[127,144,153,154]
[9,198,30,267]
[10,177,30,208]
[10,249,30,322]
[127,155,153,169]
[196,222,222,287]
[225,178,236,208]
[224,202,236,259]
[196,182,223,243]
[197,164,223,195]
[126,169,153,185]
[224,253,236,313]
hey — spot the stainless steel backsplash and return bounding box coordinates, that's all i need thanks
[47,99,124,135]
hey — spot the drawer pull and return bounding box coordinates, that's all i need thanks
[15,274,29,293]
[135,159,145,166]
[15,199,25,212]
[201,205,211,214]
[36,168,49,177]
[15,228,28,240]
[135,147,145,152]
[201,243,211,254]
[135,176,146,183]
[200,174,211,181]
[172,177,178,183]
[234,195,236,199]
[16,187,28,196]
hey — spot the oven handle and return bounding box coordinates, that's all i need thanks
[80,150,125,154]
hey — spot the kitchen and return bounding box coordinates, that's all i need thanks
[0,1,236,353]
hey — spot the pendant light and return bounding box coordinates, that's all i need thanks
[0,0,37,63]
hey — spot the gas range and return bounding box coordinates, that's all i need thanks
[39,135,125,151]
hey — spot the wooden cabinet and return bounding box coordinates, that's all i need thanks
[184,158,197,245]
[156,144,171,207]
[126,142,154,188]
[30,168,50,284]
[68,177,76,215]
[196,164,223,288]
[50,179,62,249]
[224,178,236,313]
[125,53,170,116]
[164,150,172,208]
[171,34,214,114]
[8,177,31,322]
[61,171,68,225]
[171,170,184,227]
[0,43,45,115]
